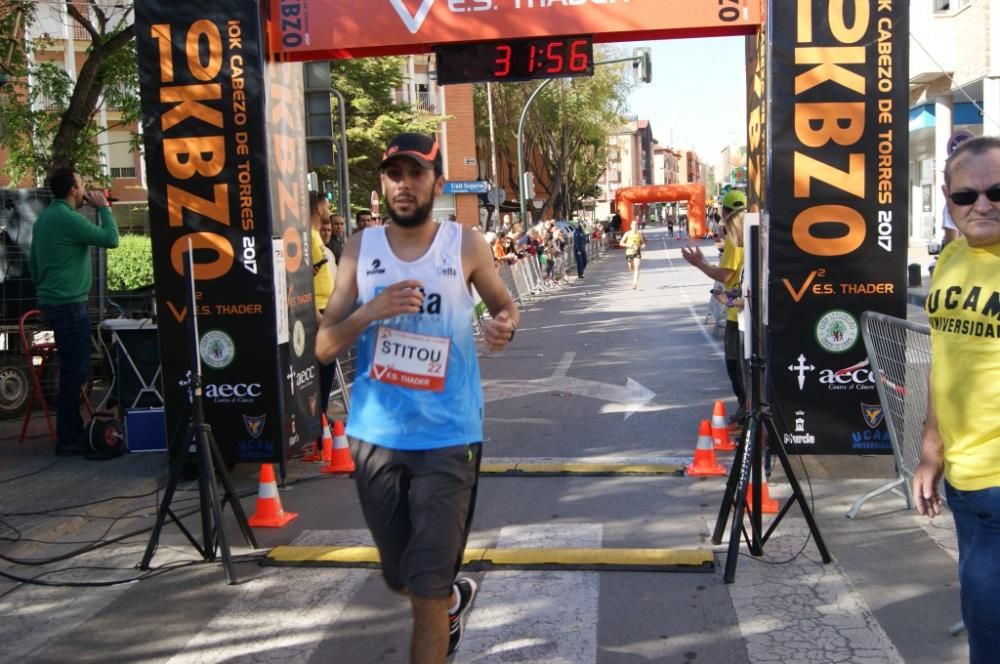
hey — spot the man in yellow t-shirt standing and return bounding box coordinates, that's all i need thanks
[682,190,747,423]
[913,136,1000,664]
[310,191,336,415]
[621,223,646,289]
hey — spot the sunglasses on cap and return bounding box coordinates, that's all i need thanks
[948,186,1000,206]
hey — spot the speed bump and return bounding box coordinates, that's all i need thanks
[479,462,686,477]
[264,545,713,572]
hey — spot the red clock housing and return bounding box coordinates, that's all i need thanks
[435,36,594,85]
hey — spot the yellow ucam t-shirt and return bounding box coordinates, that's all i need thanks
[719,239,744,323]
[925,237,1000,491]
[311,227,334,311]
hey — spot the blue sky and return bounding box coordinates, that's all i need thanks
[621,36,748,162]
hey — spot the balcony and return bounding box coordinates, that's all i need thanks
[393,89,437,114]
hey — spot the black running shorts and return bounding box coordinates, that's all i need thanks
[626,250,641,262]
[349,439,482,599]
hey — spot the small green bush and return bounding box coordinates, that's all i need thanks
[107,233,154,291]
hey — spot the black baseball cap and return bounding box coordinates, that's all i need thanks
[378,132,443,175]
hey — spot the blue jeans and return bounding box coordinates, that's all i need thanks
[39,303,91,450]
[945,481,1000,664]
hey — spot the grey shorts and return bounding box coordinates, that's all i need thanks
[349,439,482,599]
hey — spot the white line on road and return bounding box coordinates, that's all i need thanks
[660,234,724,353]
[454,524,601,664]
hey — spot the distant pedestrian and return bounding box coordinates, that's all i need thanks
[28,168,120,456]
[572,223,588,278]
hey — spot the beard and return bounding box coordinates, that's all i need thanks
[388,195,434,228]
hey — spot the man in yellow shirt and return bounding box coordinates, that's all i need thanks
[682,190,747,423]
[621,223,646,289]
[310,191,336,415]
[913,136,1000,664]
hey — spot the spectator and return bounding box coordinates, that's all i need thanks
[28,168,120,456]
[309,191,336,417]
[328,213,347,263]
[682,189,748,423]
[913,135,1000,664]
[572,223,588,279]
[355,209,373,233]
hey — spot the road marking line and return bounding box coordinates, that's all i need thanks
[454,524,602,664]
[661,234,724,353]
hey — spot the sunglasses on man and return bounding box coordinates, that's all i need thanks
[947,186,1000,206]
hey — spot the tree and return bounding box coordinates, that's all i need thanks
[327,56,447,217]
[0,1,137,185]
[474,47,634,224]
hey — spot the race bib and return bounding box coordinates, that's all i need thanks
[370,326,450,392]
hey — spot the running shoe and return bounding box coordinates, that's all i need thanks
[447,577,478,656]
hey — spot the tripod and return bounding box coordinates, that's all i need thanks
[138,246,258,584]
[710,223,831,583]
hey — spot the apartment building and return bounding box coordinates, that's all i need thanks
[908,0,1000,245]
[595,119,654,219]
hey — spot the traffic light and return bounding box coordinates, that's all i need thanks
[632,47,651,84]
[304,61,335,170]
[522,171,536,199]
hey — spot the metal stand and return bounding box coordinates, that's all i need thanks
[137,243,257,584]
[710,224,832,583]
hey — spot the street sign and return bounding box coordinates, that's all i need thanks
[370,190,380,215]
[443,181,490,194]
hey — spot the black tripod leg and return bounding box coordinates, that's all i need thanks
[763,416,832,563]
[713,420,749,544]
[195,424,238,585]
[207,429,258,550]
[724,415,759,583]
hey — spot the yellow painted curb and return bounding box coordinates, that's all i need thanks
[479,463,685,477]
[265,545,713,572]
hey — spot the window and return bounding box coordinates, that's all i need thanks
[934,0,970,11]
[111,166,136,179]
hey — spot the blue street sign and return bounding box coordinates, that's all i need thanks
[443,181,491,194]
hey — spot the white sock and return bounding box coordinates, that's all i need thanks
[448,584,461,614]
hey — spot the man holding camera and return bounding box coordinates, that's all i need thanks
[29,168,120,456]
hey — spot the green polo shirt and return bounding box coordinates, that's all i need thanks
[28,199,120,305]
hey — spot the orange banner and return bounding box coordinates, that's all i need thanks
[270,0,761,59]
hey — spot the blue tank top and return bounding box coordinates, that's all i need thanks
[347,221,483,450]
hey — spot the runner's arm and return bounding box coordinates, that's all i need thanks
[315,233,424,364]
[465,228,519,351]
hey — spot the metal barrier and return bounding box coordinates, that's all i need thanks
[846,311,931,519]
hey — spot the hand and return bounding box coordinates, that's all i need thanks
[912,459,944,518]
[86,191,109,208]
[681,245,704,267]
[482,309,516,352]
[364,280,424,322]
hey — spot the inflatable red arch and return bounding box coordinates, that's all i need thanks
[615,183,707,237]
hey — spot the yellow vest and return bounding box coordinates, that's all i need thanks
[311,227,334,311]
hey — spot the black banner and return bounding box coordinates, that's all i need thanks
[136,1,289,465]
[766,0,908,454]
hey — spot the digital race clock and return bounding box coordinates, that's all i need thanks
[434,36,594,85]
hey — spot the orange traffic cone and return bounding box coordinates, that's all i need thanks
[747,477,780,514]
[319,414,334,462]
[248,464,298,528]
[321,419,355,474]
[711,400,737,451]
[686,419,727,477]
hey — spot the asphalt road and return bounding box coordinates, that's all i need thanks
[0,226,963,664]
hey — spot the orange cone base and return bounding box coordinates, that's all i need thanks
[712,428,737,451]
[321,451,356,474]
[686,454,727,477]
[302,442,322,462]
[747,484,780,514]
[248,507,298,528]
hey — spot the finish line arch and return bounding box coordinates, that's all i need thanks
[133,0,910,460]
[615,183,706,237]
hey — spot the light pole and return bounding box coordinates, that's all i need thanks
[516,54,649,227]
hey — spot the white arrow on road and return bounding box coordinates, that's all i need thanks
[483,352,656,420]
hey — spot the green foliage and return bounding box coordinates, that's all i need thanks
[474,45,634,221]
[0,1,138,184]
[107,234,153,291]
[327,57,448,217]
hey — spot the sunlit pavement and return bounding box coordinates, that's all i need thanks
[1,226,963,663]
